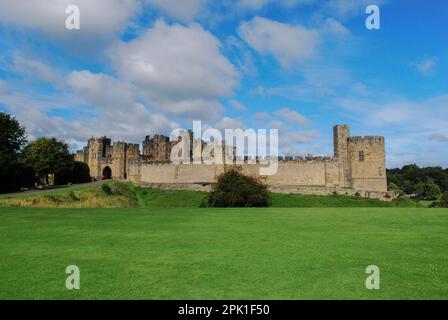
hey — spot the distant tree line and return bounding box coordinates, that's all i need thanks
[0,112,90,194]
[387,165,448,207]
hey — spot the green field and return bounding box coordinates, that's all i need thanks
[0,181,419,209]
[1,206,447,299]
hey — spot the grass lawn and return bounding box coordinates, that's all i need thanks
[0,206,447,299]
[0,181,419,208]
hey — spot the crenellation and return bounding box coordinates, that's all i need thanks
[76,124,388,194]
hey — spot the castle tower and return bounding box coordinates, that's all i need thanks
[111,142,127,180]
[348,136,387,192]
[87,138,103,179]
[143,134,172,161]
[333,125,350,187]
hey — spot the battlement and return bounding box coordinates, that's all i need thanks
[348,136,385,144]
[76,124,387,193]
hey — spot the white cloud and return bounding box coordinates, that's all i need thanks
[0,84,178,146]
[235,0,316,11]
[0,0,140,38]
[0,80,7,93]
[239,17,319,67]
[11,54,62,87]
[68,71,136,112]
[321,0,387,20]
[215,117,246,131]
[320,18,351,37]
[274,107,310,127]
[229,100,248,111]
[109,19,239,117]
[415,57,437,75]
[145,0,206,22]
[339,95,448,168]
[160,99,224,121]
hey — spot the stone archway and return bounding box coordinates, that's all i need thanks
[102,166,112,180]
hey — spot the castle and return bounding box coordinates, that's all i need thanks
[75,125,391,199]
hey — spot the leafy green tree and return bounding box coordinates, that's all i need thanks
[0,112,26,169]
[440,192,448,208]
[71,161,91,183]
[415,178,441,200]
[387,165,448,196]
[0,112,33,193]
[21,137,74,185]
[424,178,442,200]
[206,167,270,207]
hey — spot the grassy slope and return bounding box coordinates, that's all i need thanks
[0,181,418,208]
[0,207,447,299]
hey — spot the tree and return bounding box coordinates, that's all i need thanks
[441,192,448,208]
[387,165,448,196]
[414,178,441,200]
[21,137,74,185]
[0,112,32,193]
[71,161,91,183]
[0,112,26,169]
[206,167,270,207]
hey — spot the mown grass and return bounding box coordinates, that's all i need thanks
[0,181,418,208]
[0,207,447,299]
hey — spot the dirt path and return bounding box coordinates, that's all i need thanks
[0,181,107,198]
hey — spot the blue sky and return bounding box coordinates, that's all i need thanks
[0,0,447,168]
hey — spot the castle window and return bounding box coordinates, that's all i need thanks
[359,150,365,161]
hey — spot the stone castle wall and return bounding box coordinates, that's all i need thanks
[127,160,342,187]
[76,124,389,195]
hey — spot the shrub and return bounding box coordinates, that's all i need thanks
[206,167,270,207]
[68,191,79,201]
[101,183,112,195]
[430,192,448,208]
[388,182,400,192]
[415,178,442,200]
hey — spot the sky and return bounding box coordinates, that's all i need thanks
[0,0,447,168]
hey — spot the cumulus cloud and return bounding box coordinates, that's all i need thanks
[235,0,316,11]
[109,19,239,118]
[145,0,206,22]
[68,71,136,112]
[321,0,388,20]
[229,100,248,111]
[10,54,62,87]
[274,107,310,127]
[239,17,319,67]
[339,94,448,167]
[215,117,246,131]
[0,86,178,146]
[0,0,140,39]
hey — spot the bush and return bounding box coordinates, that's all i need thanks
[430,192,448,208]
[101,183,112,195]
[206,167,270,207]
[388,182,400,192]
[414,178,442,200]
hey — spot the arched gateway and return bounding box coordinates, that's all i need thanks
[102,166,112,180]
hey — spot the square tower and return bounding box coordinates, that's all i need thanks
[333,125,350,187]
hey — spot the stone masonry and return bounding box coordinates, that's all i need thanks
[75,125,390,197]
